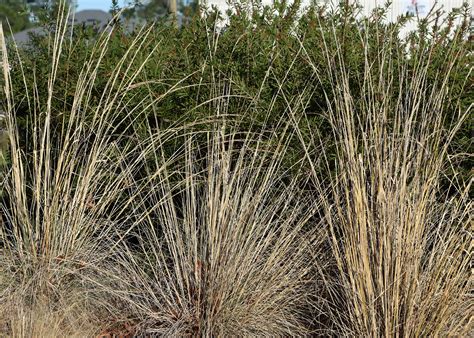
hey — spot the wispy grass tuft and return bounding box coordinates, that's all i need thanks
[0,5,176,334]
[106,121,323,336]
[298,18,472,336]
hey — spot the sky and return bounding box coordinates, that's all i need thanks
[76,0,129,12]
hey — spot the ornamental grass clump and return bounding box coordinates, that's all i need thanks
[107,121,324,335]
[297,16,472,336]
[0,4,327,335]
[0,5,179,334]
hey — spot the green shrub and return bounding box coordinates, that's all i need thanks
[6,1,472,184]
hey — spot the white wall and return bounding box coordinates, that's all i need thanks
[202,0,472,35]
[358,0,471,35]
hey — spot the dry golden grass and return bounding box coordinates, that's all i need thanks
[0,2,471,337]
[0,4,179,335]
[296,20,473,336]
[0,6,325,335]
[104,126,323,336]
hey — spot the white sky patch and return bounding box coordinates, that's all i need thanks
[76,0,129,12]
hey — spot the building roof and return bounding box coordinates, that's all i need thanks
[12,10,112,44]
[70,10,112,26]
[12,27,43,44]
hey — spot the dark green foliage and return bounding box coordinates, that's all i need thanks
[0,0,31,33]
[5,0,473,186]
